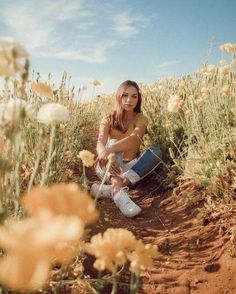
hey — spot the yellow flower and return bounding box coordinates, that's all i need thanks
[22,183,99,225]
[0,252,50,291]
[177,99,185,108]
[222,85,230,96]
[85,228,137,273]
[195,98,204,107]
[78,150,95,167]
[218,65,230,75]
[127,241,158,276]
[0,37,28,77]
[0,214,84,291]
[206,64,216,73]
[31,82,54,99]
[201,86,209,97]
[91,79,101,86]
[167,95,181,113]
[220,42,236,53]
[219,59,227,66]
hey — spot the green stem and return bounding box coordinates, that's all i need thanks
[129,273,139,294]
[111,272,118,294]
[82,163,88,190]
[94,159,112,203]
[28,153,40,191]
[40,124,56,186]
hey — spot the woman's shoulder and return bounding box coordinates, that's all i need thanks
[134,112,149,126]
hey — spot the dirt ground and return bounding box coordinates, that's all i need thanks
[85,173,236,294]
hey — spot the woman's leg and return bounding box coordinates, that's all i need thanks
[95,139,124,182]
[122,147,162,185]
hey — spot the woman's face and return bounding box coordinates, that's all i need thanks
[121,86,139,112]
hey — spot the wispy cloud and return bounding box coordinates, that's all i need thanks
[0,0,115,63]
[157,60,181,68]
[0,0,151,64]
[113,12,148,37]
[35,40,117,63]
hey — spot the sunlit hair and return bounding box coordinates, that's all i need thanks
[109,80,142,132]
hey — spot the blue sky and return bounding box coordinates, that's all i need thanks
[0,0,235,99]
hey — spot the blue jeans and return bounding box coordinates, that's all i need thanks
[96,139,162,184]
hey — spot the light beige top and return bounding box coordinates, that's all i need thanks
[100,113,148,160]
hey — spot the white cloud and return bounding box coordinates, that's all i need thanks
[35,40,117,63]
[0,0,115,63]
[0,1,151,65]
[157,60,181,68]
[113,12,148,37]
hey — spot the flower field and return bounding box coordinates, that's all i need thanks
[0,38,236,293]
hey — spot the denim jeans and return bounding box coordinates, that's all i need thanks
[95,139,163,184]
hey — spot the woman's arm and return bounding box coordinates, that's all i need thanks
[96,119,110,164]
[106,123,147,154]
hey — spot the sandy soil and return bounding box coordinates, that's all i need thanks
[85,173,236,294]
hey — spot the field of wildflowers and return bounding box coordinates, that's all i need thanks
[0,37,236,293]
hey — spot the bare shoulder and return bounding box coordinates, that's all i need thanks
[135,113,149,126]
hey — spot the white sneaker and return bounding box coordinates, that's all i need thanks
[90,183,112,199]
[113,187,141,218]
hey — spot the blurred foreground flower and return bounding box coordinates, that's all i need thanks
[31,82,54,99]
[220,42,236,53]
[37,102,69,125]
[0,37,28,77]
[78,150,95,167]
[0,98,34,125]
[167,94,182,113]
[127,241,158,275]
[22,183,99,225]
[0,214,84,291]
[85,228,137,273]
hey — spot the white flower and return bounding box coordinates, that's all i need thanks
[37,103,69,125]
[167,95,181,113]
[0,99,34,125]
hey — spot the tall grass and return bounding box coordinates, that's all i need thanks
[0,38,236,292]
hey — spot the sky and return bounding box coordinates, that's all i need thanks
[0,0,236,100]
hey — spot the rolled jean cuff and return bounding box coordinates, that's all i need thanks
[122,169,141,184]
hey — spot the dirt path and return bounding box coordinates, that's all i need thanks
[85,174,236,294]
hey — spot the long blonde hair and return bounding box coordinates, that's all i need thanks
[109,80,142,132]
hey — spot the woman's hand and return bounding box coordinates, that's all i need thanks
[97,148,110,166]
[110,159,122,176]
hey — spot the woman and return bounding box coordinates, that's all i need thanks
[91,80,162,217]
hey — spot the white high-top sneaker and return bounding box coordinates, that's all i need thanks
[90,183,112,199]
[113,187,141,218]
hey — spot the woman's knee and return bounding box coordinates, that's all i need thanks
[149,146,162,160]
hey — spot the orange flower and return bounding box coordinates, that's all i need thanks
[0,214,84,290]
[127,241,158,276]
[85,228,137,273]
[31,82,54,99]
[0,252,50,291]
[78,150,95,167]
[22,183,99,225]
